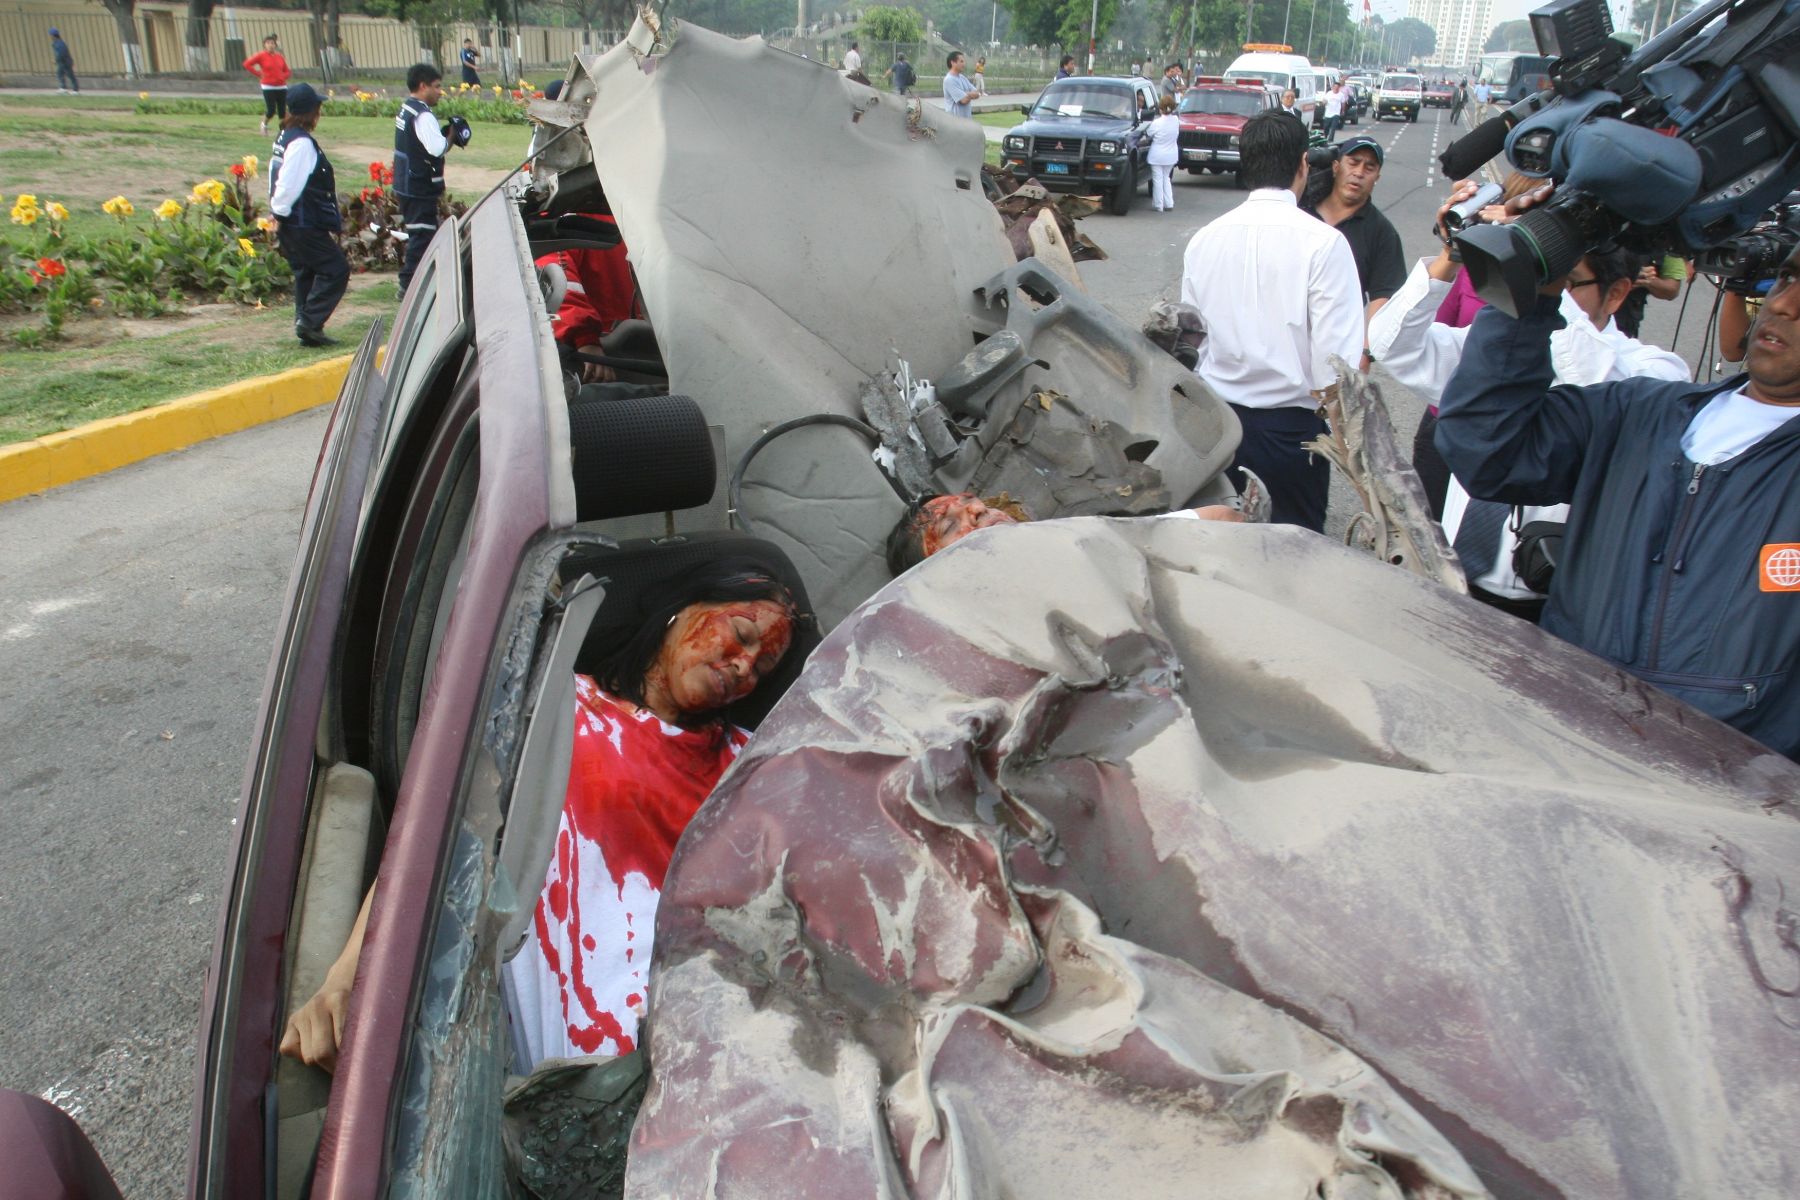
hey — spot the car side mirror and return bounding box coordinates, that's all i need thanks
[1017,103,1030,114]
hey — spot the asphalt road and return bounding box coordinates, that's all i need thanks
[0,104,1721,1197]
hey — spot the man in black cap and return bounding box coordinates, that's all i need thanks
[268,82,350,347]
[1302,133,1405,344]
[392,62,471,295]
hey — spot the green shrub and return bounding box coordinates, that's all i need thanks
[135,84,537,125]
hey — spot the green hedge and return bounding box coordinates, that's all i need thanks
[135,88,537,125]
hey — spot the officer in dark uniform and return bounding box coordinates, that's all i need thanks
[268,82,350,347]
[392,62,471,295]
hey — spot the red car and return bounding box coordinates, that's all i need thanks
[1424,80,1456,107]
[1176,76,1274,187]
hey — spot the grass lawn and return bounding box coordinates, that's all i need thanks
[0,94,532,444]
[0,277,397,444]
[975,111,1023,130]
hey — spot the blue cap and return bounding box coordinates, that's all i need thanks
[285,81,327,115]
[1337,134,1384,166]
[48,26,59,36]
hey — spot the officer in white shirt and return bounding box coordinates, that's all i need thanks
[1179,110,1363,530]
[1371,184,1688,615]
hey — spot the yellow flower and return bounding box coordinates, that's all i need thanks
[10,203,37,226]
[155,198,184,220]
[191,179,226,206]
[14,193,37,210]
[138,91,149,100]
[256,215,277,232]
[102,195,136,218]
[492,84,502,95]
[519,80,532,89]
[237,237,256,257]
[241,154,259,178]
[47,201,69,221]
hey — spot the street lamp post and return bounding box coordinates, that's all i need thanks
[1282,0,1293,44]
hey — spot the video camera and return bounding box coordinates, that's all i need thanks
[1694,192,1799,295]
[1439,0,1800,316]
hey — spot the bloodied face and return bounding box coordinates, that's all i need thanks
[919,493,1023,557]
[645,599,795,719]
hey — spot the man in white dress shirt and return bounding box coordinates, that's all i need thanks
[1371,187,1687,617]
[1179,110,1363,530]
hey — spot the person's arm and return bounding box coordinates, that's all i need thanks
[1367,256,1468,400]
[1310,233,1366,376]
[1719,290,1753,363]
[413,106,449,155]
[279,885,374,1073]
[244,51,261,75]
[1435,298,1631,505]
[1637,260,1682,302]
[267,136,317,219]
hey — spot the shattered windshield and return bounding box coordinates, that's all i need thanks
[1031,84,1135,120]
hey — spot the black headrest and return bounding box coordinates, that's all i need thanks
[564,533,820,731]
[567,393,714,521]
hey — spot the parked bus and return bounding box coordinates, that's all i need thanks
[1475,51,1553,104]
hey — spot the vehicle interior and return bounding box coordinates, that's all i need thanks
[259,181,823,1197]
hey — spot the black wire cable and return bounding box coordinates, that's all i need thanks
[727,414,909,536]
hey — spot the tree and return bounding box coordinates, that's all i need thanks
[999,0,1118,53]
[94,0,146,78]
[1483,19,1535,52]
[1380,15,1435,63]
[863,4,925,42]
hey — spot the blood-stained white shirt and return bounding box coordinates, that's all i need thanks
[1179,188,1364,409]
[504,676,746,1068]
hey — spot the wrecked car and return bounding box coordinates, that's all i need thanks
[6,13,1798,1200]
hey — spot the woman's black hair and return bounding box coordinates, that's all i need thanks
[885,497,933,577]
[587,557,803,714]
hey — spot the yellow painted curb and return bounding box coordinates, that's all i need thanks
[0,353,354,505]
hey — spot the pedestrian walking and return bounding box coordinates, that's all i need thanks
[268,83,349,348]
[1145,94,1180,212]
[49,27,78,94]
[244,34,291,136]
[972,56,987,94]
[1320,81,1345,142]
[392,63,469,294]
[1178,111,1362,531]
[885,52,915,96]
[1472,80,1493,124]
[460,39,481,87]
[1448,78,1466,125]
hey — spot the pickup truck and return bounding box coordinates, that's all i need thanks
[1000,75,1159,215]
[1175,76,1274,187]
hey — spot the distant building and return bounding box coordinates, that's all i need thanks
[1407,0,1493,71]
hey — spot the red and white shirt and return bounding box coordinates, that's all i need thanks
[243,50,290,88]
[505,676,746,1067]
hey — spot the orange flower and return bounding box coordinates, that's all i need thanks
[230,162,247,179]
[36,257,66,278]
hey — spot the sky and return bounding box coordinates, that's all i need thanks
[1361,0,1633,42]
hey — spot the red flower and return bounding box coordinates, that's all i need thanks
[380,165,393,185]
[36,257,65,278]
[511,89,524,99]
[230,162,247,178]
[369,161,384,182]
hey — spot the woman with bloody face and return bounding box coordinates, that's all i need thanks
[280,559,804,1073]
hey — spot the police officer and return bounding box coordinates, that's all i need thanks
[392,62,470,295]
[268,81,350,347]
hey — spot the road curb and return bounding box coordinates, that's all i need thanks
[0,354,352,505]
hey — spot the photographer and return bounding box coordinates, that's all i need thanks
[1372,180,1687,618]
[1436,185,1800,759]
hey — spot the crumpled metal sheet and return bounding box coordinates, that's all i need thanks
[628,518,1800,1199]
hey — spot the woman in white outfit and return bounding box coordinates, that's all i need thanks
[1145,94,1181,212]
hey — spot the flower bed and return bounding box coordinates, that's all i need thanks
[135,80,546,126]
[2,158,463,348]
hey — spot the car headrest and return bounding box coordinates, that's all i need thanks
[564,533,820,730]
[567,393,714,521]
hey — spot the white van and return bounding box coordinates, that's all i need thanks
[1223,48,1320,119]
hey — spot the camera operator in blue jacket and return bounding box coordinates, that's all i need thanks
[1436,186,1800,760]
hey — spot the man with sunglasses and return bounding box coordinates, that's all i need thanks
[1370,181,1687,621]
[1433,182,1800,760]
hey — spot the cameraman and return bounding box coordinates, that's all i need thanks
[1371,180,1687,619]
[1436,185,1800,759]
